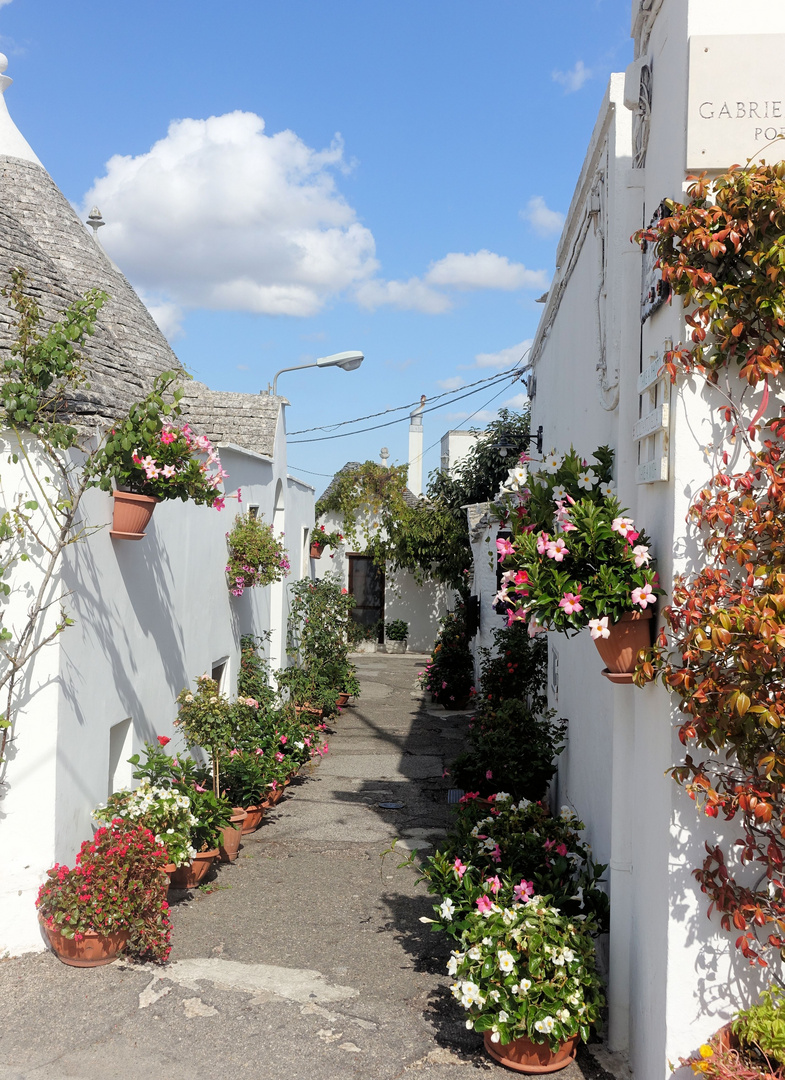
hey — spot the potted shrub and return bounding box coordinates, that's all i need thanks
[85,371,228,538]
[36,820,172,966]
[494,447,662,682]
[309,524,343,559]
[447,897,604,1070]
[421,603,475,708]
[226,512,290,596]
[385,619,409,654]
[681,986,785,1080]
[175,676,234,798]
[94,782,197,869]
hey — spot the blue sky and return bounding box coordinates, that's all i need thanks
[0,0,633,489]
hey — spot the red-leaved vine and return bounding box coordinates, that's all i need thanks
[634,163,785,965]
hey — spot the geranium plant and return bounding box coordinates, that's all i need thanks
[447,895,604,1051]
[226,512,290,596]
[85,371,227,507]
[35,820,172,963]
[494,447,662,635]
[94,782,197,868]
[310,524,343,553]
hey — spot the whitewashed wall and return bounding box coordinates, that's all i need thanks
[0,410,315,956]
[525,2,785,1077]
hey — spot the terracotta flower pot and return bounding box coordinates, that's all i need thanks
[309,542,323,559]
[219,809,248,861]
[164,849,219,889]
[593,609,653,681]
[335,691,350,707]
[110,490,160,540]
[40,917,129,968]
[295,704,323,719]
[265,786,285,806]
[240,805,264,834]
[483,1030,579,1074]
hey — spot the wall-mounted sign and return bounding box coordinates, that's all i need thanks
[688,35,785,170]
[640,201,670,324]
[634,346,671,485]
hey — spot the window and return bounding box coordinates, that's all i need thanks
[108,718,133,797]
[211,657,229,692]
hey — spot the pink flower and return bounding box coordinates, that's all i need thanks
[280,735,288,745]
[588,616,610,640]
[544,839,555,851]
[558,590,583,615]
[193,782,207,793]
[229,749,240,757]
[255,748,264,756]
[275,751,284,762]
[632,544,651,568]
[476,895,493,914]
[632,583,655,608]
[625,530,640,546]
[486,875,502,895]
[556,843,568,857]
[513,879,534,902]
[491,843,502,864]
[546,537,569,561]
[485,769,493,780]
[506,607,527,627]
[611,516,635,537]
[536,532,550,555]
[496,537,515,561]
[160,430,176,445]
[453,858,467,879]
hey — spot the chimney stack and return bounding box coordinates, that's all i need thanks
[408,395,426,498]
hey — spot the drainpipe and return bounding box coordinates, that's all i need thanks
[608,690,634,1054]
[408,395,426,498]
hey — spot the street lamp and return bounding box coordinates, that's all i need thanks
[267,351,364,396]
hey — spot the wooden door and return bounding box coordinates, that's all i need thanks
[348,555,384,642]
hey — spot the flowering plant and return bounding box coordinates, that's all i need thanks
[35,820,172,962]
[85,371,227,507]
[682,987,785,1080]
[94,782,197,868]
[447,897,604,1051]
[226,513,290,596]
[420,796,609,933]
[176,675,234,796]
[419,602,475,706]
[494,447,662,635]
[310,524,344,552]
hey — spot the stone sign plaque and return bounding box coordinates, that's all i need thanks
[687,35,785,170]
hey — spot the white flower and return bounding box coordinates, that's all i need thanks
[562,948,575,964]
[559,805,576,821]
[577,469,597,490]
[482,937,493,947]
[498,950,515,973]
[465,1019,474,1030]
[544,450,563,474]
[552,485,567,500]
[632,544,651,568]
[459,980,482,1008]
[447,950,463,976]
[494,791,512,803]
[468,946,482,961]
[521,979,532,993]
[535,1016,555,1034]
[511,984,519,994]
[439,898,456,922]
[490,989,500,1002]
[557,1009,570,1023]
[490,1031,501,1043]
[588,616,610,640]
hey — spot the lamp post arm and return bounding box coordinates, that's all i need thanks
[270,361,318,396]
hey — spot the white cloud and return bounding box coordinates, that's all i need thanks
[437,376,465,391]
[552,60,592,94]
[502,392,529,411]
[445,409,499,424]
[426,250,547,291]
[82,111,378,321]
[141,295,185,340]
[474,339,533,370]
[521,196,565,238]
[354,277,451,314]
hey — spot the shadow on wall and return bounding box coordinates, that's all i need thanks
[384,572,449,654]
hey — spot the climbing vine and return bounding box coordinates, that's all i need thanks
[635,164,785,965]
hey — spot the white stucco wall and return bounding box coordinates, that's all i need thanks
[0,411,315,956]
[524,3,785,1077]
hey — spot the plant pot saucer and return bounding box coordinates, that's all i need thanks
[601,668,635,684]
[109,529,146,540]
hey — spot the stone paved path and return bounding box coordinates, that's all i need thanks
[0,655,613,1080]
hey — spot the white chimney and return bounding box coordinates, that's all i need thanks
[0,54,43,166]
[408,395,426,498]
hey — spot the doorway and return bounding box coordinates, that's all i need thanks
[348,555,384,643]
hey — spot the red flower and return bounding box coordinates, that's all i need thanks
[157,735,171,747]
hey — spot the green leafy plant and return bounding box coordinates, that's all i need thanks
[733,987,785,1067]
[84,371,227,507]
[309,523,344,552]
[94,782,197,868]
[495,447,661,635]
[419,602,475,707]
[446,896,604,1051]
[35,820,172,963]
[385,619,409,641]
[226,513,290,596]
[175,676,234,796]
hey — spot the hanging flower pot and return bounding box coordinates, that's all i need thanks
[309,542,323,559]
[40,917,129,968]
[593,609,653,683]
[110,490,160,540]
[483,1030,579,1073]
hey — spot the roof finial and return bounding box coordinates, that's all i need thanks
[0,53,43,166]
[86,207,105,244]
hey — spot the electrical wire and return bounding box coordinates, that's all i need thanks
[420,380,518,459]
[286,364,525,436]
[287,369,523,445]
